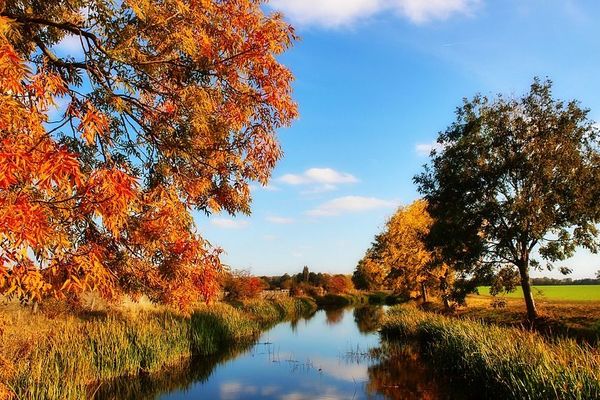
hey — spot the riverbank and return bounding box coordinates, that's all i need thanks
[314,291,402,308]
[381,305,600,400]
[0,297,316,400]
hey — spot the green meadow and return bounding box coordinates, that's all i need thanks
[476,285,600,301]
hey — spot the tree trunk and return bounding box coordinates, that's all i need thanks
[517,256,537,321]
[420,282,428,303]
[439,272,451,310]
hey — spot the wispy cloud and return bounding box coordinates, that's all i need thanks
[249,183,280,192]
[269,0,479,28]
[52,34,85,57]
[278,167,357,194]
[211,218,249,229]
[394,0,480,24]
[415,141,444,156]
[307,196,396,217]
[266,216,295,224]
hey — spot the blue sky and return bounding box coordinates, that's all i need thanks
[49,0,599,278]
[195,0,600,278]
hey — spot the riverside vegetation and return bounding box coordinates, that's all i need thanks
[0,297,316,399]
[381,305,600,400]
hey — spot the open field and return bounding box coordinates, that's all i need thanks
[476,285,600,301]
[461,292,600,341]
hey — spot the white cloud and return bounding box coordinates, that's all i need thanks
[211,218,249,229]
[220,382,258,400]
[270,0,380,27]
[266,216,295,224]
[311,356,369,381]
[393,0,479,24]
[263,184,281,192]
[279,168,358,186]
[52,34,85,57]
[415,141,444,156]
[269,0,479,27]
[249,183,280,192]
[307,196,396,217]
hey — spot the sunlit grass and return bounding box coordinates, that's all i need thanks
[476,285,600,301]
[382,305,600,400]
[0,297,316,399]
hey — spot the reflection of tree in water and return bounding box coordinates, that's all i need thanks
[289,317,299,332]
[92,340,255,400]
[353,306,384,333]
[324,307,345,325]
[366,341,470,400]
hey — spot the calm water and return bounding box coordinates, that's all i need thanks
[96,306,461,400]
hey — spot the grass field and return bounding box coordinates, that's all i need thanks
[463,287,600,341]
[476,285,600,301]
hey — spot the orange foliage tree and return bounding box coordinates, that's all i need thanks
[326,274,354,294]
[0,0,297,310]
[224,271,266,301]
[356,200,453,304]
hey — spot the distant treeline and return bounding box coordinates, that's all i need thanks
[258,267,354,296]
[530,277,600,286]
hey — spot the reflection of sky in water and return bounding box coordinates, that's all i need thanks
[161,308,383,400]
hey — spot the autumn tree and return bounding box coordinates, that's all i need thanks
[353,234,389,291]
[223,270,266,301]
[381,200,450,303]
[0,0,297,310]
[326,274,354,294]
[415,79,600,320]
[352,260,374,290]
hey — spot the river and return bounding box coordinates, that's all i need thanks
[95,305,465,399]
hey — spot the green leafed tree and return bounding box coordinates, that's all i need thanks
[415,78,600,320]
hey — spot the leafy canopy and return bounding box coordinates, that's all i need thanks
[415,78,600,301]
[355,200,451,299]
[0,0,297,309]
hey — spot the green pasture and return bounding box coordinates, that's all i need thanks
[476,285,600,301]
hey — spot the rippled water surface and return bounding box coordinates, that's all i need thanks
[97,306,463,400]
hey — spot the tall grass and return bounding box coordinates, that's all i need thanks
[381,305,600,400]
[0,298,316,400]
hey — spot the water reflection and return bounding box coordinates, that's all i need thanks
[324,306,344,325]
[367,342,458,400]
[96,305,464,399]
[93,341,256,399]
[353,305,385,333]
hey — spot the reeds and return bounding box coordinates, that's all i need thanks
[381,305,600,400]
[0,298,316,400]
